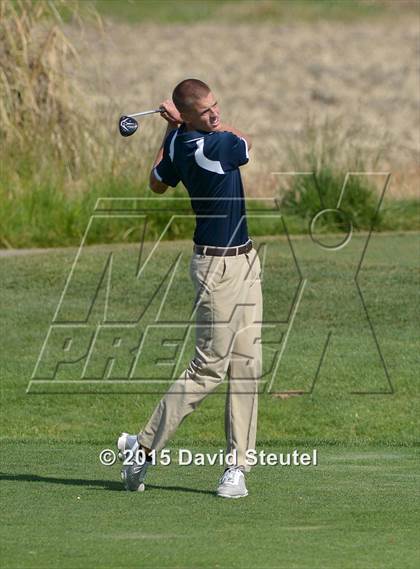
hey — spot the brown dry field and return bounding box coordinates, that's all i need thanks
[71,15,419,198]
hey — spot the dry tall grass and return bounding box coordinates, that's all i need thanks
[0,1,83,168]
[0,0,156,192]
[72,15,418,199]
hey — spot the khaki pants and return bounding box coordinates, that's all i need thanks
[138,247,263,471]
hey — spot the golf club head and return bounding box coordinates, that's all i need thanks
[119,115,139,137]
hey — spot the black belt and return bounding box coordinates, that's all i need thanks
[193,240,252,257]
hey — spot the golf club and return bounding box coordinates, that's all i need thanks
[119,109,161,137]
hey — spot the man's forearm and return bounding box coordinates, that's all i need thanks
[218,123,252,150]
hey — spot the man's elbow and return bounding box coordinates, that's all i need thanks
[149,172,168,194]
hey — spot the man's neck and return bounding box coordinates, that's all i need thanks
[185,122,198,132]
[185,122,213,133]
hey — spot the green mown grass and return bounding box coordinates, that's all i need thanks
[1,442,419,569]
[91,0,416,24]
[1,232,419,442]
[1,233,419,568]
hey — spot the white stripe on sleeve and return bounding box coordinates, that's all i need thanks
[153,167,163,182]
[240,137,249,160]
[169,130,178,161]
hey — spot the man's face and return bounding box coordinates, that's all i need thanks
[181,92,221,132]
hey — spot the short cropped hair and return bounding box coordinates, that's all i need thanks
[172,79,211,113]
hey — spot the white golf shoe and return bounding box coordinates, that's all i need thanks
[216,467,248,499]
[117,432,149,492]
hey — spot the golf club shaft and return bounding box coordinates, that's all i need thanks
[128,109,161,118]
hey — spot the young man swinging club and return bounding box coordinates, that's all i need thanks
[118,78,263,498]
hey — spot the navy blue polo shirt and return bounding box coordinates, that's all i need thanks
[153,124,250,247]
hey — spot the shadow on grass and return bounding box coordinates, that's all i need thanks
[0,472,214,495]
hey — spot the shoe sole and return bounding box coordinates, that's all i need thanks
[216,491,248,499]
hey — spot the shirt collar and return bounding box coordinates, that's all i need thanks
[177,123,213,140]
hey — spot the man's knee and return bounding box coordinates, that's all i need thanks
[186,353,229,385]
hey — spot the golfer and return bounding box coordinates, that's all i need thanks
[118,79,263,498]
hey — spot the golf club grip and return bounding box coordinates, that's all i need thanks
[128,109,161,118]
